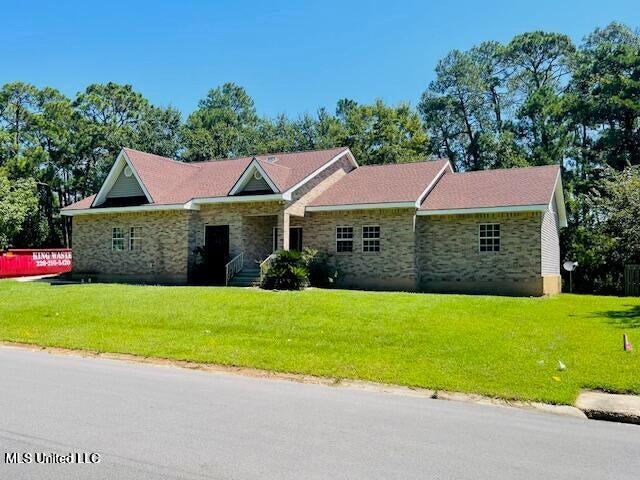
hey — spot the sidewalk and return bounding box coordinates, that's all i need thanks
[576,391,640,425]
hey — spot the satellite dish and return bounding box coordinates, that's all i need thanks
[563,261,578,272]
[123,166,133,178]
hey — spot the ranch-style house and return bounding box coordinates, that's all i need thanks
[62,147,567,296]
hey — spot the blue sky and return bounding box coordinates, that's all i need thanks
[2,0,638,118]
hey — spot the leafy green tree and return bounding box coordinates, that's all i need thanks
[182,83,259,160]
[135,106,182,158]
[0,175,39,248]
[506,31,576,165]
[419,43,524,170]
[0,84,76,246]
[73,82,151,194]
[564,166,640,292]
[26,87,77,245]
[335,99,428,164]
[253,114,301,154]
[0,82,38,162]
[568,23,640,170]
[419,50,486,169]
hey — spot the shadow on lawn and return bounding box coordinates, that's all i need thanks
[597,305,640,329]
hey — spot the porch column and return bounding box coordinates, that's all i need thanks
[277,211,290,250]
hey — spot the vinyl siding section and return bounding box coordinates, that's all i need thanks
[107,168,146,198]
[242,175,273,193]
[541,198,560,275]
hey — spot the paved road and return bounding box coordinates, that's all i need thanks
[1,347,638,480]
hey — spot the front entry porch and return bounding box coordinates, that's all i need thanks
[223,213,303,286]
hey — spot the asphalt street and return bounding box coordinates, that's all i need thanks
[1,346,638,479]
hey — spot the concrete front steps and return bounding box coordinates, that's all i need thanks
[227,268,260,287]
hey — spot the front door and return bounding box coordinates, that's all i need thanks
[205,225,230,284]
[289,227,303,251]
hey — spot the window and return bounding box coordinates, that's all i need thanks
[479,223,500,252]
[272,227,279,252]
[362,226,380,252]
[336,226,353,252]
[130,226,143,251]
[112,227,125,252]
[290,227,303,251]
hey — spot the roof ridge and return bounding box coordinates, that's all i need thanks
[450,164,560,176]
[257,158,292,171]
[253,146,348,158]
[123,147,198,168]
[356,158,448,169]
[189,146,349,165]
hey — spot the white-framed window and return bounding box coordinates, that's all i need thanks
[362,225,380,252]
[336,226,354,252]
[479,223,500,252]
[129,226,143,251]
[272,227,279,252]
[112,227,125,252]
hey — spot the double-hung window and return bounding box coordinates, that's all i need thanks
[479,223,500,252]
[362,226,380,252]
[336,226,354,252]
[130,226,143,251]
[112,227,125,252]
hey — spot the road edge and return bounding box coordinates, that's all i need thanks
[1,340,587,420]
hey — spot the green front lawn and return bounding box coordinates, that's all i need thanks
[1,280,639,404]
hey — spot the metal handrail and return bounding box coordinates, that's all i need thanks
[225,252,244,285]
[259,253,277,282]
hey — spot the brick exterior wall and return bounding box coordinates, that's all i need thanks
[292,208,418,290]
[416,212,545,295]
[72,210,190,283]
[189,202,282,269]
[287,156,355,204]
[71,207,556,295]
[72,202,284,283]
[277,154,355,250]
[69,150,560,295]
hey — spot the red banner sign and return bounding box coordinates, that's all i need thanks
[0,249,72,278]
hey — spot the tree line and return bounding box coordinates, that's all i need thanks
[1,22,638,292]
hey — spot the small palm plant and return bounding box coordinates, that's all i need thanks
[260,250,309,290]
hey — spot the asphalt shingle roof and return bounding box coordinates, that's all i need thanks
[419,165,560,211]
[63,148,561,214]
[307,159,451,207]
[64,147,349,209]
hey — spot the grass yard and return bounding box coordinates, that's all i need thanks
[1,280,639,404]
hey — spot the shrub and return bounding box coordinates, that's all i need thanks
[260,250,309,290]
[190,246,220,285]
[260,249,339,290]
[301,248,339,288]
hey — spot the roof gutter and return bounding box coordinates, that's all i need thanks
[306,201,416,212]
[184,194,285,210]
[416,204,550,216]
[62,193,287,216]
[61,203,186,216]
